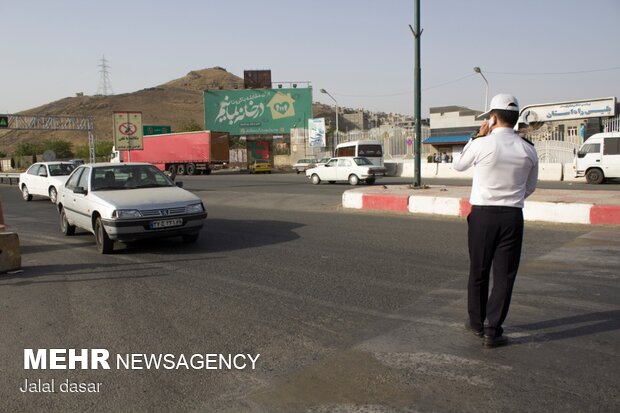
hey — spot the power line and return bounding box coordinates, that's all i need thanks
[486,66,620,76]
[331,73,476,98]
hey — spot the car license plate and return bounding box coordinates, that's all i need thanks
[149,218,183,229]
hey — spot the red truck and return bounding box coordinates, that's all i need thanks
[111,131,229,175]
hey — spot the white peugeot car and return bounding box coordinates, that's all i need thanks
[305,156,387,185]
[18,161,77,204]
[57,163,207,254]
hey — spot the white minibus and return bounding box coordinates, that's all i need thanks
[334,140,384,166]
[574,132,620,184]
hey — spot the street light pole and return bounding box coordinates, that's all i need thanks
[410,0,423,187]
[320,88,339,149]
[473,66,489,111]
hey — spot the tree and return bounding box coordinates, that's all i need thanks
[14,142,43,157]
[178,120,202,132]
[41,139,73,159]
[74,141,114,161]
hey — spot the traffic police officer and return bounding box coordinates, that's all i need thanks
[453,93,538,348]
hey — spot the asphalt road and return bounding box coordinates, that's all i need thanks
[0,178,618,412]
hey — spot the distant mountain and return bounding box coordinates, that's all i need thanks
[0,67,342,155]
[0,68,238,154]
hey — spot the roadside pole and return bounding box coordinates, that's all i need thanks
[411,0,423,187]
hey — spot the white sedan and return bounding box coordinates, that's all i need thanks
[18,161,77,204]
[57,163,207,254]
[305,156,387,185]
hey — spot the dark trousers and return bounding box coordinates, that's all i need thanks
[467,206,524,337]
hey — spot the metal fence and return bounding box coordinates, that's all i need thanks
[337,126,431,158]
[296,114,620,164]
[603,114,620,132]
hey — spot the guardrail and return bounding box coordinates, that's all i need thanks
[0,173,20,185]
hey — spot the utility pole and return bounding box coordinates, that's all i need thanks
[410,0,423,187]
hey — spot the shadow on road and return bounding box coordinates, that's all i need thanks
[511,310,620,344]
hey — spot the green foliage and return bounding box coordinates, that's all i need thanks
[41,139,73,159]
[0,151,5,158]
[178,120,202,132]
[14,139,74,159]
[14,142,43,157]
[74,141,115,160]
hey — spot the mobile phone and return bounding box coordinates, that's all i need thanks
[487,117,495,128]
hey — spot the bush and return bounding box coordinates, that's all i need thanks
[178,120,202,132]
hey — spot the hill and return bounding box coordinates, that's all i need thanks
[1,67,337,156]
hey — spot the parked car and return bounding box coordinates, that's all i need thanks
[56,163,207,254]
[18,161,77,204]
[305,156,387,185]
[249,159,272,174]
[314,157,331,167]
[292,158,317,174]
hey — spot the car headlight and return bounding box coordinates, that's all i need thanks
[112,209,142,219]
[186,203,204,214]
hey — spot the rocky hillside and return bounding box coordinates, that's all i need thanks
[0,67,338,155]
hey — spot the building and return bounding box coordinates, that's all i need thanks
[423,106,483,159]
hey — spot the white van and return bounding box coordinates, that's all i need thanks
[574,132,620,184]
[335,140,384,166]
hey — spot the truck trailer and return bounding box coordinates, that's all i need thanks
[111,131,229,175]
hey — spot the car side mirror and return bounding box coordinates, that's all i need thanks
[73,186,87,195]
[176,181,184,188]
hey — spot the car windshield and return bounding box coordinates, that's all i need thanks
[353,157,374,166]
[48,163,76,176]
[91,165,174,190]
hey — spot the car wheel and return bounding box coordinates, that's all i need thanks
[49,186,58,204]
[182,232,200,243]
[296,169,300,174]
[366,178,376,185]
[95,217,114,254]
[348,174,360,186]
[311,174,321,185]
[586,168,604,184]
[205,168,212,175]
[60,208,75,236]
[176,164,186,175]
[22,185,32,201]
[186,163,196,175]
[328,181,336,184]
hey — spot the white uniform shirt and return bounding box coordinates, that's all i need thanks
[453,127,538,208]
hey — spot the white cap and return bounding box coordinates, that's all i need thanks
[477,93,520,119]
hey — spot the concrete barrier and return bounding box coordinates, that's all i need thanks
[384,161,400,177]
[538,163,563,181]
[562,163,587,183]
[0,232,21,273]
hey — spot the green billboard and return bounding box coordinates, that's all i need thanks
[204,88,312,135]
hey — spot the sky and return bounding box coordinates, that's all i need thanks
[1,0,619,117]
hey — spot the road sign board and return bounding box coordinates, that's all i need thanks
[0,116,8,128]
[143,125,171,135]
[113,112,143,150]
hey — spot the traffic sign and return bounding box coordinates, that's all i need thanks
[113,112,143,150]
[0,116,8,128]
[143,125,171,135]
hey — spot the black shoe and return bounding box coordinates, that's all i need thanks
[464,322,483,337]
[483,335,508,348]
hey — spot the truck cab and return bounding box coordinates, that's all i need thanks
[574,132,620,184]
